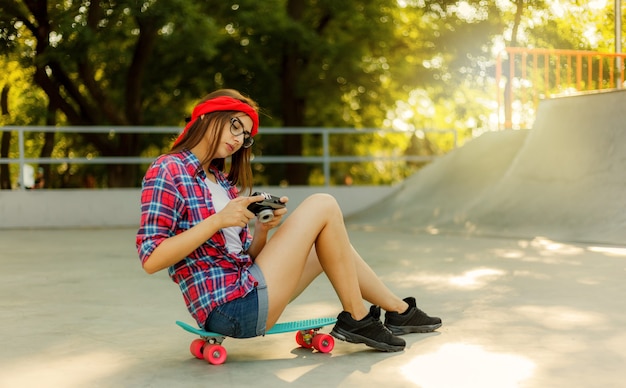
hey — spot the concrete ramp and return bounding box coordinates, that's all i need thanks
[348,90,626,245]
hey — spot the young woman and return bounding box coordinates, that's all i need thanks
[136,89,441,352]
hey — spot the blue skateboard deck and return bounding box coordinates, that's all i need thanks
[177,317,337,364]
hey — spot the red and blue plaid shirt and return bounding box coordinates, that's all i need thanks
[136,149,256,327]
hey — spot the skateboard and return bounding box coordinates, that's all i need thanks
[176,317,337,365]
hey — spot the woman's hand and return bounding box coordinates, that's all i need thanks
[247,196,288,259]
[255,196,289,231]
[215,194,266,228]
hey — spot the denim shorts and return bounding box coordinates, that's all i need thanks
[203,264,268,338]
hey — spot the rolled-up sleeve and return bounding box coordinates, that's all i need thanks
[136,159,183,265]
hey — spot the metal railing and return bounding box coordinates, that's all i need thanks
[0,126,457,189]
[496,47,626,129]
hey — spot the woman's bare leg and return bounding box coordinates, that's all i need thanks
[290,245,409,314]
[254,194,369,328]
[289,247,323,303]
[350,245,408,313]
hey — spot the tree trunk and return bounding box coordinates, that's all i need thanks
[0,85,11,190]
[38,101,58,188]
[106,133,140,187]
[281,0,309,185]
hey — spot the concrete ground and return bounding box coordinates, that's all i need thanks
[1,227,625,387]
[3,90,626,387]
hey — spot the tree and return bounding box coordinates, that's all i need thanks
[5,0,607,188]
[4,0,447,186]
[0,0,224,187]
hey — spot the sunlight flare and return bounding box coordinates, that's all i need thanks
[401,343,535,388]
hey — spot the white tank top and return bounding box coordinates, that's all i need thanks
[205,177,244,253]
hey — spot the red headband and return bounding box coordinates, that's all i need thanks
[173,96,259,147]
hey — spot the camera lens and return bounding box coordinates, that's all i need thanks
[258,209,274,223]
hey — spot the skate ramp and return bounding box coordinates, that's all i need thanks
[348,90,626,245]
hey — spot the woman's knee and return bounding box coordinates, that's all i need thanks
[288,193,343,227]
[301,193,342,216]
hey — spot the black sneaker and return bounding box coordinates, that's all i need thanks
[384,297,442,335]
[330,305,406,352]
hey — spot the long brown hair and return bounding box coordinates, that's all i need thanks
[170,89,258,194]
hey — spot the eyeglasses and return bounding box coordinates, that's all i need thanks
[230,117,254,148]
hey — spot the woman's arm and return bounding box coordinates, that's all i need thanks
[247,226,269,260]
[142,215,223,274]
[142,195,265,274]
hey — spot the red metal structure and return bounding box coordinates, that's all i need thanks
[496,47,626,129]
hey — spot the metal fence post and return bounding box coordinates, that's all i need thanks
[18,128,25,190]
[323,130,330,187]
[616,0,622,88]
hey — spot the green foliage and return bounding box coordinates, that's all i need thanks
[0,0,621,188]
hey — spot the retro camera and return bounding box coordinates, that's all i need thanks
[247,192,285,223]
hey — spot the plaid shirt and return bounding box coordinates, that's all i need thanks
[136,149,256,327]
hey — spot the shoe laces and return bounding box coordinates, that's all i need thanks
[369,305,382,320]
[367,306,396,336]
